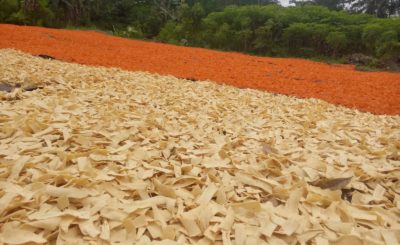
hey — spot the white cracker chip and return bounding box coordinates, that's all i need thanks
[0,49,398,244]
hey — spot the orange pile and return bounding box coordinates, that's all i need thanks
[1,24,399,115]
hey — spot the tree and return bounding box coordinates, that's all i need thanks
[238,0,279,4]
[18,0,55,25]
[214,23,232,49]
[50,0,92,25]
[361,24,385,53]
[0,0,19,22]
[346,0,400,18]
[326,31,348,56]
[253,19,276,54]
[290,0,346,10]
[152,0,180,20]
[376,30,400,62]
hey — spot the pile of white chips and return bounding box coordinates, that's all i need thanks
[0,49,399,244]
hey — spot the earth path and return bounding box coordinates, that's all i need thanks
[1,24,399,115]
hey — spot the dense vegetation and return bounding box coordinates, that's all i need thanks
[1,0,399,68]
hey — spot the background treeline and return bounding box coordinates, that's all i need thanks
[0,0,399,69]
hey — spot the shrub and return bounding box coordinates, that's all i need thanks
[362,24,385,54]
[326,31,347,56]
[0,0,18,22]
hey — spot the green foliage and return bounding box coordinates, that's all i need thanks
[0,0,19,22]
[114,25,144,39]
[376,31,400,63]
[253,19,276,55]
[0,0,55,26]
[362,24,385,53]
[282,22,330,56]
[283,23,312,54]
[214,23,232,49]
[326,31,347,56]
[35,0,55,25]
[157,2,207,46]
[378,41,400,59]
[157,21,180,44]
[347,0,400,18]
[8,9,27,24]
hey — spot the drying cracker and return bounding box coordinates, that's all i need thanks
[0,49,399,244]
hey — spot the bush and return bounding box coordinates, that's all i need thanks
[0,0,18,22]
[253,19,275,55]
[214,23,232,50]
[158,21,180,44]
[283,23,313,54]
[362,24,385,54]
[114,25,144,39]
[378,41,400,63]
[326,31,347,56]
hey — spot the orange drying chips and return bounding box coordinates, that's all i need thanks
[0,24,399,115]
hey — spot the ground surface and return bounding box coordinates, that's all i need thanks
[0,24,399,115]
[0,49,399,244]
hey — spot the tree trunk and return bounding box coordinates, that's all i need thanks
[23,0,38,12]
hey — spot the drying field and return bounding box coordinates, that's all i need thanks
[1,24,400,115]
[0,49,399,244]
